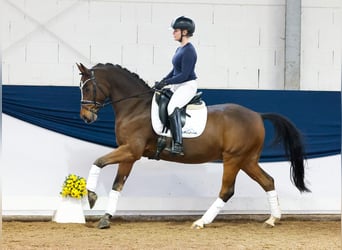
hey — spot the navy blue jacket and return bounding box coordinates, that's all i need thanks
[163,43,197,84]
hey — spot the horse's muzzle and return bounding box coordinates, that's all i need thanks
[80,107,98,124]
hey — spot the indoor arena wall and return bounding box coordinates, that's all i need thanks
[2,0,341,89]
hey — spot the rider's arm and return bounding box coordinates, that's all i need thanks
[162,69,174,81]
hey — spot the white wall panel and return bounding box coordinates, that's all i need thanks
[259,69,284,89]
[58,43,90,64]
[318,69,342,90]
[121,3,152,24]
[137,23,169,45]
[194,24,215,47]
[26,42,59,63]
[229,25,260,49]
[89,1,121,23]
[228,66,258,89]
[319,26,341,49]
[1,43,26,64]
[151,45,176,81]
[5,63,40,84]
[301,1,342,90]
[122,44,153,66]
[259,23,285,48]
[2,64,10,83]
[197,64,228,89]
[49,5,90,44]
[153,45,175,66]
[242,49,274,70]
[7,62,75,85]
[213,5,243,25]
[1,4,25,48]
[1,0,341,89]
[90,43,122,65]
[24,0,60,23]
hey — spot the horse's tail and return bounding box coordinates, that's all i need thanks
[261,113,310,192]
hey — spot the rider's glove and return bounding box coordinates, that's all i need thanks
[154,80,168,90]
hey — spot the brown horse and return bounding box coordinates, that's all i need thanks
[77,63,310,229]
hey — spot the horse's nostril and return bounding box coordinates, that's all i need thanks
[83,115,95,124]
[81,114,90,123]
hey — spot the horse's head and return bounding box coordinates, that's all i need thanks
[77,63,110,124]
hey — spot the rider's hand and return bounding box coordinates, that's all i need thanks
[154,81,167,90]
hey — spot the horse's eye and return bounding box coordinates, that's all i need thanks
[84,86,90,93]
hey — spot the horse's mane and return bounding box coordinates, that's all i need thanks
[92,63,150,89]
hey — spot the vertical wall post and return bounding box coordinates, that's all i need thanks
[285,0,301,90]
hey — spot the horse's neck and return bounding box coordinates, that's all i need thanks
[108,76,152,119]
[106,67,152,120]
[112,95,152,125]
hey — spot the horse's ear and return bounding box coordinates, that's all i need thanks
[76,63,90,76]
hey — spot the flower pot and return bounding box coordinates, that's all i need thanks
[53,197,85,223]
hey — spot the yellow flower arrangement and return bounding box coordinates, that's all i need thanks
[60,174,87,199]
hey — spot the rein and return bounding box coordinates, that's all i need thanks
[111,89,153,104]
[80,70,154,112]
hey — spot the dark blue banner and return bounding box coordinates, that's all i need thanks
[2,85,341,161]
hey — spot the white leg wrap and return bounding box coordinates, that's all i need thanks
[105,190,121,216]
[201,198,226,225]
[267,190,281,219]
[86,165,101,192]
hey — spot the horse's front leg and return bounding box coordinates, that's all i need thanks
[97,161,134,229]
[86,145,137,210]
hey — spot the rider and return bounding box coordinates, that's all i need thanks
[154,16,198,156]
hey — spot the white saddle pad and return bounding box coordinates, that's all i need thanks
[151,93,208,138]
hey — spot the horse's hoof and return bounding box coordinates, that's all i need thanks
[87,190,98,209]
[263,221,274,228]
[97,214,111,229]
[191,219,204,229]
[191,224,204,229]
[263,215,280,228]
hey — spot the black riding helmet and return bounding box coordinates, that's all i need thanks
[171,16,195,37]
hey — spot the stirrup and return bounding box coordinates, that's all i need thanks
[165,148,184,156]
[171,142,184,155]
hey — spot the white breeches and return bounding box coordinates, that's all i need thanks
[167,80,197,115]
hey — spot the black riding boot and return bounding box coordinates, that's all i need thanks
[168,108,184,155]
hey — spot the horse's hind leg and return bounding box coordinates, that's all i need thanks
[192,159,240,229]
[243,163,281,227]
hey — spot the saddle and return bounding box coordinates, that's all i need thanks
[154,88,203,131]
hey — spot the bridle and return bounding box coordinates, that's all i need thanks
[80,69,154,113]
[80,70,111,110]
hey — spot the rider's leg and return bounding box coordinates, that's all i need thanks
[167,81,196,155]
[168,107,184,155]
[167,80,197,115]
